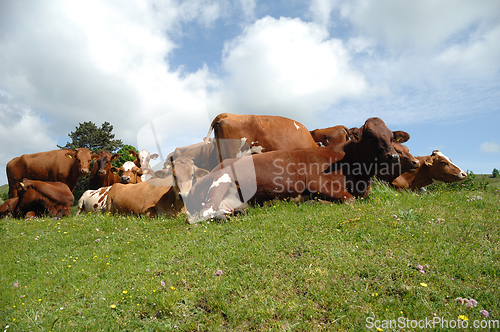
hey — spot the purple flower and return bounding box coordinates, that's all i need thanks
[419,270,425,273]
[455,297,466,305]
[416,265,423,270]
[182,279,187,284]
[480,310,489,317]
[13,282,18,287]
[34,238,38,241]
[466,298,478,307]
[96,238,101,242]
[215,269,223,276]
[161,281,165,287]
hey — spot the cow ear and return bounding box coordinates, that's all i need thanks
[348,127,361,141]
[66,151,76,159]
[423,156,433,167]
[91,154,100,161]
[135,167,144,176]
[154,168,171,179]
[393,131,410,143]
[194,167,209,179]
[128,149,137,158]
[151,153,159,160]
[111,153,120,161]
[110,166,119,174]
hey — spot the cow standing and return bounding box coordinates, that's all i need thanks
[89,150,120,189]
[6,148,94,198]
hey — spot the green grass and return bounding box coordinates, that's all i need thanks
[1,182,499,331]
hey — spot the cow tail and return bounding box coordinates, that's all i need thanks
[204,113,228,143]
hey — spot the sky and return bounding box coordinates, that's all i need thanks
[1,0,499,185]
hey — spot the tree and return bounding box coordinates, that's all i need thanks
[58,121,123,153]
[114,145,138,167]
[493,168,499,178]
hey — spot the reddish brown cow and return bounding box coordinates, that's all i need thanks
[107,177,183,217]
[309,125,350,147]
[13,179,74,219]
[204,113,319,162]
[392,150,467,190]
[0,197,18,218]
[6,148,94,198]
[186,117,404,222]
[89,150,120,189]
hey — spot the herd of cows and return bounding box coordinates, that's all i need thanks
[0,113,467,222]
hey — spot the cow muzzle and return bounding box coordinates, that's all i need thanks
[385,153,400,164]
[80,168,89,174]
[120,176,131,184]
[458,171,467,179]
[98,170,107,175]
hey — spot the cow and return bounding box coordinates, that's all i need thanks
[309,125,350,147]
[13,179,74,219]
[110,161,143,184]
[0,197,18,219]
[106,156,207,217]
[129,149,159,181]
[6,148,94,198]
[76,161,143,215]
[165,138,219,172]
[204,113,319,162]
[392,150,467,190]
[75,186,112,215]
[106,177,183,217]
[88,150,120,189]
[186,117,404,223]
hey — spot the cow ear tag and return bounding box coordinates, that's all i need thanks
[68,155,72,158]
[395,136,402,142]
[425,160,432,167]
[20,182,25,187]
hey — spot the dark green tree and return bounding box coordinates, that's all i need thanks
[58,121,124,199]
[58,121,123,153]
[493,168,499,178]
[113,145,138,167]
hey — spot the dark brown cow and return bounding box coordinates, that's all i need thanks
[204,113,319,162]
[89,150,120,189]
[6,148,94,198]
[309,125,350,147]
[110,161,143,184]
[13,179,74,219]
[0,197,18,218]
[166,138,219,172]
[392,150,467,190]
[186,117,404,222]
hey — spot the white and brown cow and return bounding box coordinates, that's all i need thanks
[392,150,467,190]
[129,149,159,181]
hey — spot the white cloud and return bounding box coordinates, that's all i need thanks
[481,141,500,153]
[337,0,500,51]
[219,16,368,124]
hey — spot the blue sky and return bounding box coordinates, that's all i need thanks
[1,0,499,185]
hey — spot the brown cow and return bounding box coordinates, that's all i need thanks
[309,125,350,147]
[6,148,94,198]
[392,150,467,190]
[0,197,18,218]
[110,161,143,184]
[204,113,319,162]
[13,179,74,219]
[186,117,404,222]
[89,150,120,189]
[106,177,183,217]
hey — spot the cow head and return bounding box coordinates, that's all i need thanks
[111,161,143,184]
[423,150,467,183]
[357,118,401,164]
[129,149,159,169]
[67,148,93,175]
[155,156,209,199]
[94,150,120,176]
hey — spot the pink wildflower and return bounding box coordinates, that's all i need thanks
[215,269,223,276]
[96,238,101,242]
[480,310,489,317]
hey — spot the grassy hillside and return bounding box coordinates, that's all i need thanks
[1,181,499,331]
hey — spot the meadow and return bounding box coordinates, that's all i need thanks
[0,177,499,331]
